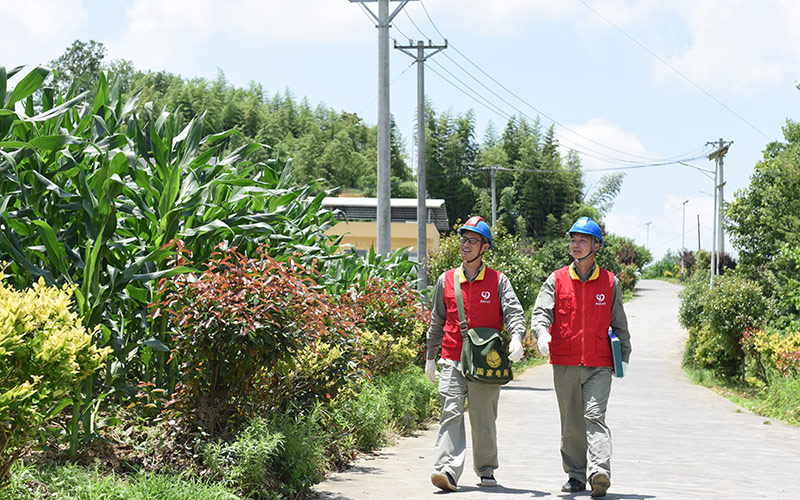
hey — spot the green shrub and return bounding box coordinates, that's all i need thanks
[358,329,418,377]
[269,413,327,497]
[761,374,800,425]
[329,383,390,452]
[678,271,710,330]
[642,250,680,279]
[376,367,439,434]
[202,414,326,499]
[694,249,711,276]
[616,264,639,293]
[689,272,766,380]
[0,276,111,488]
[203,419,283,495]
[341,277,429,365]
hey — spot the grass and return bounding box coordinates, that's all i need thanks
[684,366,800,427]
[4,366,441,500]
[2,462,243,500]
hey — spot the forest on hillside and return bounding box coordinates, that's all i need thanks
[46,39,625,240]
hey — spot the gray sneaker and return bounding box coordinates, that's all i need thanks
[479,475,497,487]
[562,478,586,492]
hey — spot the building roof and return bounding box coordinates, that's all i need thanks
[322,197,450,232]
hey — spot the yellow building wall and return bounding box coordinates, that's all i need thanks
[326,222,440,255]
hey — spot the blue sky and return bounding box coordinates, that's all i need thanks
[4,0,800,261]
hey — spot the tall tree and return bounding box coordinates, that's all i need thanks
[49,40,107,96]
[426,106,480,228]
[727,119,800,272]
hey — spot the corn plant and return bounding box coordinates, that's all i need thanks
[0,66,343,451]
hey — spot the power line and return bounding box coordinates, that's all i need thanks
[358,60,416,115]
[574,0,772,141]
[402,2,717,167]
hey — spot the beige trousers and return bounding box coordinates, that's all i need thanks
[432,360,502,482]
[553,364,613,484]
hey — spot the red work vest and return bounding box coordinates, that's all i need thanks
[440,266,503,361]
[549,265,614,367]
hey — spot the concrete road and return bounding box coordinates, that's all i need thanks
[313,279,800,499]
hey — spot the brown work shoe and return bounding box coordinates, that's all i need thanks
[590,472,611,497]
[431,471,457,492]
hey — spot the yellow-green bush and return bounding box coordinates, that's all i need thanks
[742,328,800,380]
[359,328,417,377]
[0,275,110,487]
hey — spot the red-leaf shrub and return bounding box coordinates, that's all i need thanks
[153,243,359,436]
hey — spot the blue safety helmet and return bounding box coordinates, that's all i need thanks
[567,216,604,248]
[458,215,493,249]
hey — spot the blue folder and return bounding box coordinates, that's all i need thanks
[608,329,624,378]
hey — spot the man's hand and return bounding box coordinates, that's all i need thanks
[537,332,552,356]
[622,361,628,377]
[425,358,439,384]
[508,334,524,362]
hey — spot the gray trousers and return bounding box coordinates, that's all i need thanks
[553,364,613,484]
[432,361,501,482]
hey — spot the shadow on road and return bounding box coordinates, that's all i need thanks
[438,484,550,496]
[555,493,655,499]
[502,386,554,392]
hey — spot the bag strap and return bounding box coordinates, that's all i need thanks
[453,267,469,338]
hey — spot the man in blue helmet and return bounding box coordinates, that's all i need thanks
[531,216,631,498]
[425,215,527,492]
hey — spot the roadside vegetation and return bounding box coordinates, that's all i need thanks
[644,116,800,426]
[6,35,798,499]
[1,46,651,500]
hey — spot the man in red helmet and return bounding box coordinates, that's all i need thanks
[531,217,631,498]
[426,215,527,492]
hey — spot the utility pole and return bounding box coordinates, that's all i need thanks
[707,138,732,286]
[395,38,447,291]
[644,221,652,248]
[697,214,701,252]
[680,199,688,282]
[350,0,415,254]
[480,166,502,226]
[479,165,513,226]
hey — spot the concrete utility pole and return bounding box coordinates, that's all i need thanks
[350,0,416,254]
[644,221,652,248]
[395,38,447,291]
[707,138,732,286]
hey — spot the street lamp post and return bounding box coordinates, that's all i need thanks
[681,199,688,282]
[679,161,717,286]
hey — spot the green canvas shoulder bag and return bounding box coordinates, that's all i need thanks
[454,271,513,385]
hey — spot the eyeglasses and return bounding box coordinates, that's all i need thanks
[460,236,481,246]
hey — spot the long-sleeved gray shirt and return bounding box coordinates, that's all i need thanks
[531,263,632,363]
[426,264,527,360]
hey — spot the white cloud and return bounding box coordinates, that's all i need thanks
[574,0,800,95]
[113,0,370,71]
[420,0,580,36]
[556,117,652,173]
[656,0,800,95]
[0,0,87,68]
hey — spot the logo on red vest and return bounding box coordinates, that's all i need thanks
[481,291,492,304]
[595,293,606,306]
